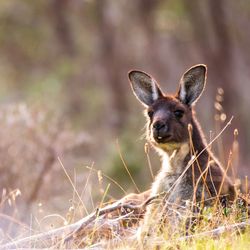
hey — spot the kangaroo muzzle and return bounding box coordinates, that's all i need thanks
[152,120,172,143]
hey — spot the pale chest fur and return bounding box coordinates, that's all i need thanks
[150,143,194,203]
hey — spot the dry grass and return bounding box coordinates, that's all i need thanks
[1,94,250,249]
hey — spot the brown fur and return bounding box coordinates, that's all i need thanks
[128,64,236,245]
[146,95,235,202]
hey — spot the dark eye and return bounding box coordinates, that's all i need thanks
[174,110,184,119]
[147,110,154,118]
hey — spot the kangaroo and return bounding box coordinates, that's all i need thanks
[128,64,236,244]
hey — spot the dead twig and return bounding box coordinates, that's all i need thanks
[80,220,250,250]
[63,191,164,244]
[0,192,162,249]
[179,220,250,241]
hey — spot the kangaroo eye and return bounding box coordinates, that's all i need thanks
[147,110,154,118]
[174,110,184,119]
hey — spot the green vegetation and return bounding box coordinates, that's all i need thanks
[0,0,250,249]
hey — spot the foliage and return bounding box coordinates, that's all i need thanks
[0,0,250,248]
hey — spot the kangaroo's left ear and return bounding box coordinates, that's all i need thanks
[177,64,207,106]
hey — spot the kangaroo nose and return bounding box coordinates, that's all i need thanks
[153,121,167,131]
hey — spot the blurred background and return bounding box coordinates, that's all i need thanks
[1,0,250,240]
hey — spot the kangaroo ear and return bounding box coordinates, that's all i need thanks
[178,64,207,106]
[128,70,163,107]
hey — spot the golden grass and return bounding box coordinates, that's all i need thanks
[1,94,250,249]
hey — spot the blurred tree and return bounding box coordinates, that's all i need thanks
[136,0,165,75]
[184,0,237,109]
[95,0,129,132]
[50,0,85,117]
[183,0,244,166]
[0,0,250,223]
[50,0,76,57]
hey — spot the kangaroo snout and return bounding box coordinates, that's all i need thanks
[152,120,171,142]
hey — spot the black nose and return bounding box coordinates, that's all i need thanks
[153,121,167,131]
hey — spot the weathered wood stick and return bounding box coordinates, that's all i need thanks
[0,193,161,249]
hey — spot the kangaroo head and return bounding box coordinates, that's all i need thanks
[128,65,207,152]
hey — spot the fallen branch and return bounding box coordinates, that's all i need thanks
[179,220,250,241]
[0,192,162,249]
[94,220,250,250]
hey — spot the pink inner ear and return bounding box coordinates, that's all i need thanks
[151,79,160,101]
[179,84,187,103]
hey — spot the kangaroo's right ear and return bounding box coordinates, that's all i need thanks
[128,70,163,107]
